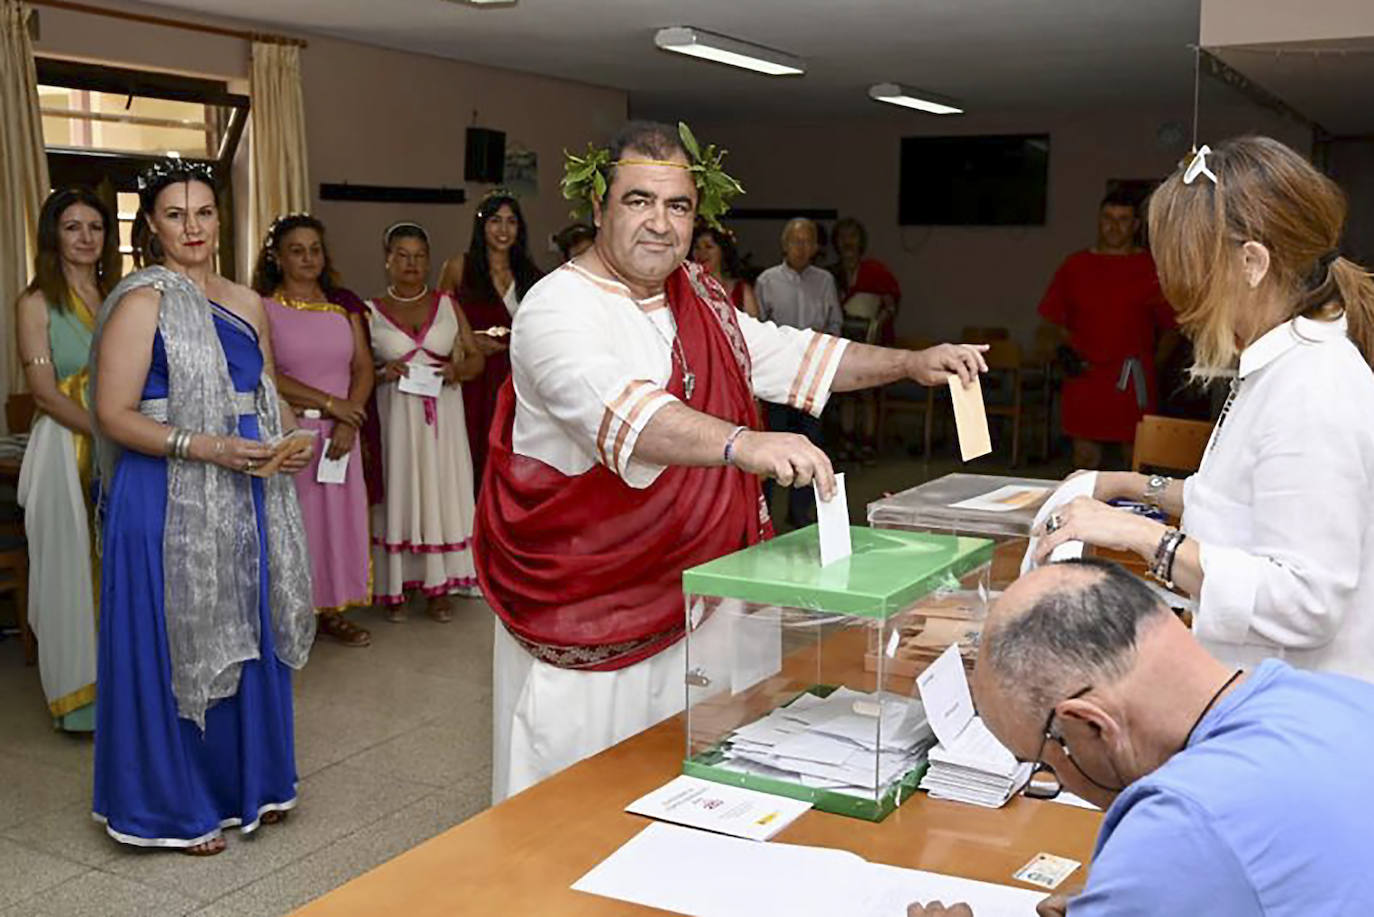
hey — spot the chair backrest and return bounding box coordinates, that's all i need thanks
[1132,415,1215,474]
[982,339,1022,371]
[5,394,35,435]
[961,326,1010,343]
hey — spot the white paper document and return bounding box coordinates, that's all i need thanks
[916,646,1029,808]
[397,362,443,398]
[949,485,1050,513]
[573,822,1048,917]
[1020,472,1098,575]
[315,450,348,485]
[624,775,812,842]
[814,471,852,566]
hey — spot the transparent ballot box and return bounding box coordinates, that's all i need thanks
[867,472,1057,591]
[680,525,993,822]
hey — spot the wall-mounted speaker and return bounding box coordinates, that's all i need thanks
[465,127,506,184]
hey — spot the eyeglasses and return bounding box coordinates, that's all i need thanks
[1182,145,1218,186]
[1020,685,1125,799]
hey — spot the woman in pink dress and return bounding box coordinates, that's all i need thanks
[253,214,375,646]
[371,222,485,622]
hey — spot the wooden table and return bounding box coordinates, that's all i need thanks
[292,712,1102,916]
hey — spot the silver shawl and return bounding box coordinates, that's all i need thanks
[89,266,315,729]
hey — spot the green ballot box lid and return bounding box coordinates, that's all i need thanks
[681,526,994,619]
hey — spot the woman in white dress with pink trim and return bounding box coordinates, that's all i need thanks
[367,222,485,622]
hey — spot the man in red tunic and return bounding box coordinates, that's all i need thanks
[475,121,988,800]
[1038,192,1176,468]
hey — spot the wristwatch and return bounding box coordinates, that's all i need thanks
[1142,474,1170,509]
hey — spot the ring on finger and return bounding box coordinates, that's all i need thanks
[243,458,255,472]
[1046,512,1064,534]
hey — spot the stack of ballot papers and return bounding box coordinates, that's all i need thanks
[573,822,1049,917]
[920,717,1033,807]
[917,645,1032,808]
[716,687,936,798]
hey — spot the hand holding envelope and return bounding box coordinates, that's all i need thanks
[248,428,317,478]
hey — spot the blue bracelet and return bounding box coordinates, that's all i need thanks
[722,425,747,466]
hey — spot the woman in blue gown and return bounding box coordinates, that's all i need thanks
[89,161,316,855]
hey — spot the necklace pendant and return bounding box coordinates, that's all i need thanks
[684,372,696,400]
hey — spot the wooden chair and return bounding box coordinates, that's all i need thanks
[981,339,1025,466]
[0,537,31,665]
[1131,415,1215,475]
[5,393,34,436]
[876,336,937,456]
[1,393,34,664]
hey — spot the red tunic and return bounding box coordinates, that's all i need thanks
[1038,250,1175,443]
[473,264,771,671]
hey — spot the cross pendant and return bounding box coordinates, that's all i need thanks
[684,372,696,400]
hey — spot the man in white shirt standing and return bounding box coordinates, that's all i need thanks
[474,121,987,802]
[754,218,843,525]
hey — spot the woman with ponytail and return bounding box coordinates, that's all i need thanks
[1035,135,1374,683]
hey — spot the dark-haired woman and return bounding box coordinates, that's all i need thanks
[438,193,543,486]
[91,161,314,854]
[254,214,375,646]
[832,217,901,463]
[15,187,120,732]
[691,224,759,318]
[372,222,485,621]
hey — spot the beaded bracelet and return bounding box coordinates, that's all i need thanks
[722,425,748,466]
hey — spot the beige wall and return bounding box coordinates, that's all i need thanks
[1201,0,1374,46]
[32,0,628,291]
[695,100,1309,347]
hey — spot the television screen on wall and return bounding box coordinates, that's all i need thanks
[899,133,1050,226]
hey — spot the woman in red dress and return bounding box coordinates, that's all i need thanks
[833,217,902,462]
[691,224,759,318]
[438,193,543,488]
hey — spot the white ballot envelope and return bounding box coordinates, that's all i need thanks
[398,362,443,398]
[814,472,852,566]
[316,450,348,485]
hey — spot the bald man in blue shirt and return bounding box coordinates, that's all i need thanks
[909,559,1374,917]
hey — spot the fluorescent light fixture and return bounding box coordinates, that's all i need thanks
[654,27,803,76]
[868,83,963,115]
[448,0,516,6]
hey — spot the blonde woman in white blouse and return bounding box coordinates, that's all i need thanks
[1035,135,1374,683]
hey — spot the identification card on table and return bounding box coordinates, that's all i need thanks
[398,363,443,398]
[1013,852,1081,889]
[625,774,811,841]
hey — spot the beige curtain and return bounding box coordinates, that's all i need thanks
[0,0,51,398]
[250,42,311,243]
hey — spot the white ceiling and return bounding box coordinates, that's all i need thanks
[134,0,1204,119]
[1212,38,1374,136]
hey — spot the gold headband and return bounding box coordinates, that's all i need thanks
[612,158,690,170]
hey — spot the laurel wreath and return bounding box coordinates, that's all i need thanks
[560,122,744,230]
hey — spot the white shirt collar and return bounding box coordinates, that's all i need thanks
[565,261,666,308]
[1238,313,1348,379]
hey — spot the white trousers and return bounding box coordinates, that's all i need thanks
[490,618,690,803]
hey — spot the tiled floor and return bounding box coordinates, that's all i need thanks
[0,441,1075,916]
[0,598,494,917]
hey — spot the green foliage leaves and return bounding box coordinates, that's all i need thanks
[559,123,745,228]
